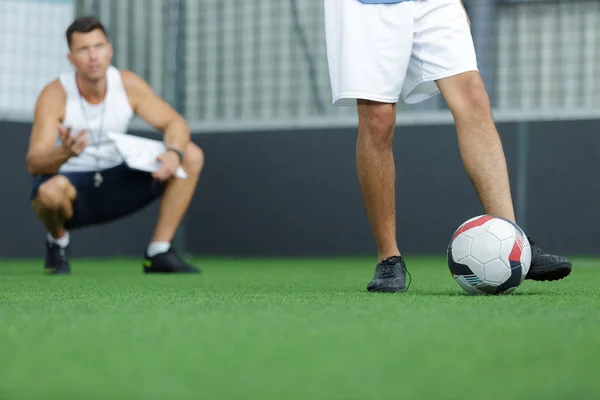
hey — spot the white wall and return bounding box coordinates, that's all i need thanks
[0,0,74,120]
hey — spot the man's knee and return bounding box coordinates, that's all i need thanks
[35,176,74,211]
[183,142,204,175]
[460,74,491,113]
[440,72,492,120]
[357,100,396,148]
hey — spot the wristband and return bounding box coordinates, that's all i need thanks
[167,147,184,163]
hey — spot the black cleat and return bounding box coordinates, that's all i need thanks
[44,240,71,275]
[526,237,572,281]
[367,256,409,293]
[143,247,200,274]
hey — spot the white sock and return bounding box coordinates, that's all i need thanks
[47,231,70,248]
[147,241,171,257]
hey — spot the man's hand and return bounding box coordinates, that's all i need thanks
[153,150,180,182]
[58,125,88,156]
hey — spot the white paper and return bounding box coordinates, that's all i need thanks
[107,131,187,179]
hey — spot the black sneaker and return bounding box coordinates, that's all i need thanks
[143,247,200,274]
[526,237,572,281]
[45,240,71,275]
[367,256,409,293]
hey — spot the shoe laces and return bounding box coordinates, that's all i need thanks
[379,257,412,292]
[527,237,544,257]
[47,246,68,266]
[405,267,412,291]
[380,265,397,279]
[48,242,66,256]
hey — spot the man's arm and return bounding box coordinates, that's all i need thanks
[26,82,87,175]
[122,71,190,157]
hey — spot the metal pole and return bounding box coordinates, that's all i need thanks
[168,0,187,254]
[290,0,325,114]
[77,0,99,16]
[91,0,100,17]
[515,122,529,232]
[469,0,496,104]
[166,0,181,109]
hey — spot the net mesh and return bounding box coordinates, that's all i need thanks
[1,0,599,125]
[0,0,74,120]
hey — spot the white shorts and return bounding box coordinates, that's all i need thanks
[324,0,478,105]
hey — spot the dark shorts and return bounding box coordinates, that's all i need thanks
[30,163,164,230]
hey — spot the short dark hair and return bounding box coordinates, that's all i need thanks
[66,17,108,49]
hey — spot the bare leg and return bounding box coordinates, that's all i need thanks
[32,176,76,274]
[436,71,516,222]
[357,100,400,261]
[438,71,573,281]
[32,176,77,238]
[151,142,205,242]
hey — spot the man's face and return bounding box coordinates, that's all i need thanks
[68,29,113,82]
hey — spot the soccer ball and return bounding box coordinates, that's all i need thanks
[447,215,531,295]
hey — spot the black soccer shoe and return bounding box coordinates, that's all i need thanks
[367,256,409,293]
[526,238,572,281]
[44,240,71,275]
[143,247,200,274]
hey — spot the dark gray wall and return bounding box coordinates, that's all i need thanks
[1,119,597,258]
[526,120,600,255]
[189,125,503,257]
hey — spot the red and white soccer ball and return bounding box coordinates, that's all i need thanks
[447,215,532,295]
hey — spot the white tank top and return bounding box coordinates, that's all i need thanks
[58,65,133,172]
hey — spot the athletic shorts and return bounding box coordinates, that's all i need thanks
[324,0,478,105]
[30,163,164,230]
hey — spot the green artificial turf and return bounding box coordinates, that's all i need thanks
[0,257,598,400]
